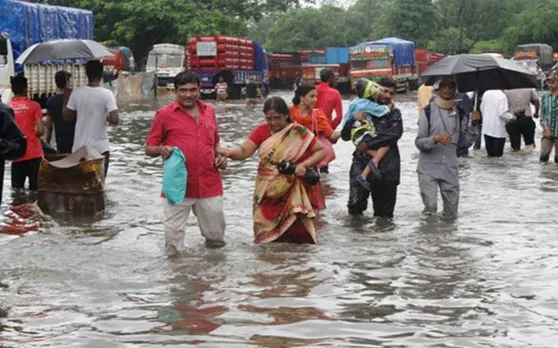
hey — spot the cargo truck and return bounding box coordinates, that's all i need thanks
[0,0,93,104]
[512,43,553,89]
[350,37,417,93]
[267,52,302,90]
[188,35,268,99]
[0,0,94,104]
[146,44,185,88]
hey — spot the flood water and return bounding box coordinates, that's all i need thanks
[1,91,558,347]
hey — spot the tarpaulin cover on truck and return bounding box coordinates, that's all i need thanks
[0,0,94,60]
[253,41,268,72]
[356,37,415,68]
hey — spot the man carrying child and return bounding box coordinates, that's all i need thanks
[341,77,403,219]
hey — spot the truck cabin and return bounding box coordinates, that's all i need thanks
[146,44,185,87]
[349,44,394,88]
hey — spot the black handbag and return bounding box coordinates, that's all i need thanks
[277,161,320,185]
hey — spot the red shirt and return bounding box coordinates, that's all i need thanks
[146,100,223,198]
[8,96,43,163]
[316,83,343,129]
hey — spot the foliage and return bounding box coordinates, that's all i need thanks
[469,40,506,55]
[33,0,558,62]
[384,0,439,48]
[502,0,558,53]
[247,17,276,47]
[265,6,349,51]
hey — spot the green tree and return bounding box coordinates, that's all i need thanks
[265,6,348,51]
[502,0,558,52]
[384,0,439,48]
[247,17,276,46]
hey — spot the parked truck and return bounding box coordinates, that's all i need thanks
[415,49,444,75]
[146,44,185,88]
[512,43,553,89]
[301,47,351,93]
[350,37,417,92]
[267,52,302,90]
[188,35,268,99]
[0,0,93,104]
[103,47,135,72]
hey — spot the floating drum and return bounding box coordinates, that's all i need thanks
[38,146,106,215]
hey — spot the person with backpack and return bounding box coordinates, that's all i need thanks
[415,77,479,219]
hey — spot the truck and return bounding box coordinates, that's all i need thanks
[0,0,94,104]
[103,47,135,72]
[512,44,553,89]
[187,35,268,99]
[415,48,444,76]
[267,52,302,89]
[349,37,417,93]
[146,44,185,88]
[512,43,553,89]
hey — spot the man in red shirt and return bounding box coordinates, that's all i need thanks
[316,69,343,130]
[145,71,227,256]
[8,75,44,191]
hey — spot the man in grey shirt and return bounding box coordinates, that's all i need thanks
[504,88,540,153]
[415,77,479,218]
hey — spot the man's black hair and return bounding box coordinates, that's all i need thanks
[378,77,396,88]
[174,70,200,87]
[320,69,334,83]
[10,74,27,95]
[86,60,104,82]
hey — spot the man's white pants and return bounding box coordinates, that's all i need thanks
[163,196,225,255]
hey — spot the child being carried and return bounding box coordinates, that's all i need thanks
[344,78,392,191]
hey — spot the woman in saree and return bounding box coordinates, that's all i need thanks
[289,83,340,171]
[218,97,326,244]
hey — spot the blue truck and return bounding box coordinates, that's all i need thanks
[0,0,94,103]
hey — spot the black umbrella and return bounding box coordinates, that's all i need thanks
[420,54,538,92]
[16,39,113,64]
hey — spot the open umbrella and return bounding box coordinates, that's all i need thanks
[420,54,538,92]
[16,39,113,64]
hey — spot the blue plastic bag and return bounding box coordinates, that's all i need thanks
[162,148,187,205]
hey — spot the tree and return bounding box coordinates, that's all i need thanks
[247,17,276,46]
[384,0,439,48]
[265,6,349,51]
[502,0,558,52]
[37,0,306,64]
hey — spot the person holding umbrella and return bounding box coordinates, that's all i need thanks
[415,77,479,218]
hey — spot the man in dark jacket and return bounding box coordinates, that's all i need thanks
[341,77,403,219]
[0,102,27,205]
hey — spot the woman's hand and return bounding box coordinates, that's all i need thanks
[330,130,341,142]
[217,148,232,158]
[294,163,307,177]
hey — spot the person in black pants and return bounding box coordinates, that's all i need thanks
[341,77,403,219]
[484,135,506,157]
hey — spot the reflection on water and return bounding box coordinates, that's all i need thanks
[1,91,558,347]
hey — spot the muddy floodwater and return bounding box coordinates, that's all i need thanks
[1,92,558,347]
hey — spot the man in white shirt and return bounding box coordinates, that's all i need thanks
[480,90,515,157]
[63,60,119,177]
